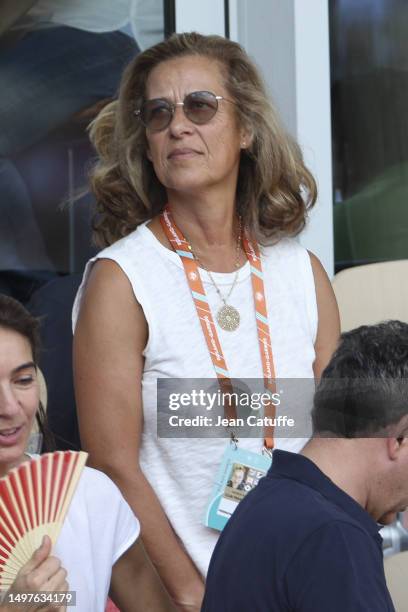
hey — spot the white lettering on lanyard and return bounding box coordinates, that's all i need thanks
[203,315,222,362]
[246,238,258,262]
[163,210,182,246]
[261,337,272,379]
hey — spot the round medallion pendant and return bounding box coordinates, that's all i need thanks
[216,304,240,331]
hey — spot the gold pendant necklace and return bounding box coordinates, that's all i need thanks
[216,303,240,331]
[188,218,242,332]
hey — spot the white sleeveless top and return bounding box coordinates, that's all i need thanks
[72,223,318,576]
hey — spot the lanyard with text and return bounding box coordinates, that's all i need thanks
[160,205,276,450]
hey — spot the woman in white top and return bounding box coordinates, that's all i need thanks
[73,32,340,611]
[0,294,175,612]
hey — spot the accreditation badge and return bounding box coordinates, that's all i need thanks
[204,444,272,531]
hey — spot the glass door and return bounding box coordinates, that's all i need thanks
[330,0,408,272]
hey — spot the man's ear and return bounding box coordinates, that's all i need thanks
[387,416,408,460]
[387,436,403,461]
[387,432,408,461]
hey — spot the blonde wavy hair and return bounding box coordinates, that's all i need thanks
[89,32,317,247]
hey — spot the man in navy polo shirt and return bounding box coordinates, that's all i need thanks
[202,321,408,611]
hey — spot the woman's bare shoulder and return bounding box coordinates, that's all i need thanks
[84,258,139,306]
[76,257,147,342]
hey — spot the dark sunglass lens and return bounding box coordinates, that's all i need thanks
[141,99,172,130]
[185,91,218,124]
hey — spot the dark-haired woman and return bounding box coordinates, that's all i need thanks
[0,294,175,612]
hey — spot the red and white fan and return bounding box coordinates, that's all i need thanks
[0,450,88,588]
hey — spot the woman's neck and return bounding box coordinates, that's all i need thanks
[171,204,236,248]
[164,193,245,273]
[166,185,237,247]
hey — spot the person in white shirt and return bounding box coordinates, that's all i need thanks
[73,32,340,611]
[0,293,175,612]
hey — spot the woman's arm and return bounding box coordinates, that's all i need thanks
[109,539,177,612]
[308,252,341,378]
[73,260,204,610]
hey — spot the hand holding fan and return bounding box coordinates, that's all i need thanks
[0,450,88,588]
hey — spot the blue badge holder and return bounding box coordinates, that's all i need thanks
[204,445,272,531]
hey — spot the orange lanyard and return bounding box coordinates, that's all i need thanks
[160,205,276,449]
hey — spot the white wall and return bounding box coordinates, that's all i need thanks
[175,0,225,35]
[293,0,333,278]
[231,0,334,276]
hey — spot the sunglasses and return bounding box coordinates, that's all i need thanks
[135,90,235,132]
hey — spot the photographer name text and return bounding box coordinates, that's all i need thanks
[167,415,294,427]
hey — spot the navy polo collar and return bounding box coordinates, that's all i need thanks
[269,450,383,544]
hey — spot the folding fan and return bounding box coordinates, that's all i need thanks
[0,450,88,587]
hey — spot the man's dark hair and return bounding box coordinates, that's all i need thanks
[312,320,408,437]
